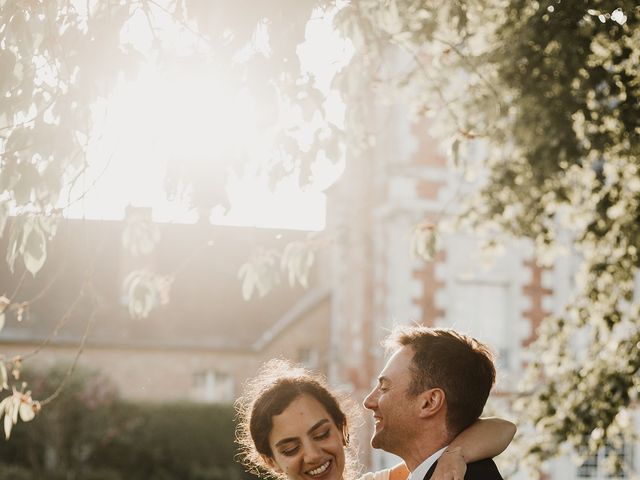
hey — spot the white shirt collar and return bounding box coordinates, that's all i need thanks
[407,446,448,480]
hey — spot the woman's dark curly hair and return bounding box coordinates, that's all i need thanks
[235,359,359,479]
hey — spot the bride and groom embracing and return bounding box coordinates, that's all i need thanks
[236,325,516,480]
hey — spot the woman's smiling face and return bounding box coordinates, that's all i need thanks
[265,394,346,480]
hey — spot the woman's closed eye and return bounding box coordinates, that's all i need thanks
[313,429,330,441]
[280,445,300,456]
[278,427,331,456]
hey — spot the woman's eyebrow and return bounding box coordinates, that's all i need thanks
[307,419,330,434]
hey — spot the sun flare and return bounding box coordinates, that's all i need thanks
[62,5,351,231]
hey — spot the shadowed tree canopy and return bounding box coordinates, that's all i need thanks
[0,0,639,475]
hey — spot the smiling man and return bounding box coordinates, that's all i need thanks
[364,326,504,480]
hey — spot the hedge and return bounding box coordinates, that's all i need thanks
[0,366,256,480]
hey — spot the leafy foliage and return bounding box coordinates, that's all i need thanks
[1,0,339,307]
[0,388,39,440]
[238,238,318,300]
[0,0,140,273]
[0,365,120,467]
[123,269,172,319]
[329,0,640,474]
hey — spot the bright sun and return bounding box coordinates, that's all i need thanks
[63,4,351,231]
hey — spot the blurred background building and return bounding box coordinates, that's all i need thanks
[0,221,332,404]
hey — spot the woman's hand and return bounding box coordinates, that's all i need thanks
[431,447,467,480]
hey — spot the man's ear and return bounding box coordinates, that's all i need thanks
[418,388,445,418]
[261,454,283,473]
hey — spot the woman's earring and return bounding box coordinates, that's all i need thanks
[343,432,350,446]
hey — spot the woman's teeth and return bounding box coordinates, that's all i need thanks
[308,460,331,476]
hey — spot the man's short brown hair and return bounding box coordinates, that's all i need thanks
[385,326,496,437]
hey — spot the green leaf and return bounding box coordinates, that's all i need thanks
[411,223,438,261]
[37,214,58,238]
[0,296,8,316]
[0,201,9,238]
[238,262,257,301]
[3,398,13,439]
[0,363,7,391]
[280,241,315,288]
[6,216,27,273]
[13,162,39,205]
[0,49,16,91]
[122,210,160,257]
[4,215,53,275]
[23,220,46,276]
[450,138,461,168]
[5,127,30,155]
[123,270,170,319]
[0,160,19,192]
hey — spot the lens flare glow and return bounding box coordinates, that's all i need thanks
[63,5,351,231]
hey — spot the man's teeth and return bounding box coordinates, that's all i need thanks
[308,461,330,476]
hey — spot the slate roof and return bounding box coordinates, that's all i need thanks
[0,218,326,351]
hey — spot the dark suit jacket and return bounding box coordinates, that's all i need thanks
[423,458,503,480]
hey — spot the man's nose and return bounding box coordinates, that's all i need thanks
[363,388,378,410]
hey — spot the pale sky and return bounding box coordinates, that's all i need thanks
[63,3,353,231]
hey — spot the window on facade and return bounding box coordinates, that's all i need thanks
[577,442,634,479]
[192,370,234,403]
[497,347,510,371]
[450,281,510,370]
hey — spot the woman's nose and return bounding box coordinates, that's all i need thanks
[302,440,324,463]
